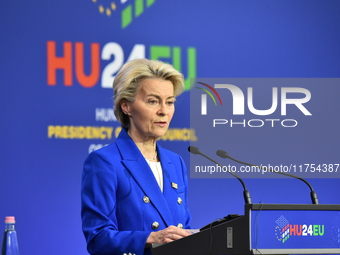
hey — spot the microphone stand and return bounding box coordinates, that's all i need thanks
[216,150,319,204]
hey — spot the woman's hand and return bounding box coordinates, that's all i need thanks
[146,225,191,244]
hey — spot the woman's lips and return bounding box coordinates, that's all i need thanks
[155,121,167,127]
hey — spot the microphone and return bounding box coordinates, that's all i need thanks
[216,149,319,204]
[188,146,252,204]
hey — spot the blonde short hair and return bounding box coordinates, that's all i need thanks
[113,58,184,129]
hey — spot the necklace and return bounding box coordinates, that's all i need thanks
[147,150,158,161]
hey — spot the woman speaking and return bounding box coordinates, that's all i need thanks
[81,59,191,255]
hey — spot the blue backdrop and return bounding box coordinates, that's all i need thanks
[1,1,340,254]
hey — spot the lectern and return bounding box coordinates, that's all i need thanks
[151,204,340,255]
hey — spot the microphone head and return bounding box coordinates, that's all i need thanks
[188,146,200,155]
[216,149,229,158]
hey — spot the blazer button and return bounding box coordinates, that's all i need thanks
[177,197,183,204]
[143,196,150,203]
[177,223,183,229]
[152,221,159,230]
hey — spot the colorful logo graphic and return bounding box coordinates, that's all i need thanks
[46,41,196,90]
[275,215,325,244]
[196,82,223,115]
[91,0,156,28]
[275,215,290,243]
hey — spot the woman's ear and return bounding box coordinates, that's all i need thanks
[120,100,131,116]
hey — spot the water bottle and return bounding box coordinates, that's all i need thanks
[1,216,19,255]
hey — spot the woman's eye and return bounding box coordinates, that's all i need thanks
[148,100,158,105]
[167,101,175,106]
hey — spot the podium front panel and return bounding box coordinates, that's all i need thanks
[248,204,340,254]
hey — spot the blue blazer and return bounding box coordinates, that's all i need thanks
[81,128,191,255]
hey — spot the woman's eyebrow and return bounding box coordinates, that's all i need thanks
[147,94,175,100]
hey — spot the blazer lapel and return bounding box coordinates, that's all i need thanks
[115,129,174,227]
[158,146,180,220]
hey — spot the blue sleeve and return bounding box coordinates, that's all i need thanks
[81,151,151,255]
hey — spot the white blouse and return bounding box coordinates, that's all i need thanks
[146,160,163,192]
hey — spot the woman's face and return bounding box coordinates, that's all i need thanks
[121,78,175,141]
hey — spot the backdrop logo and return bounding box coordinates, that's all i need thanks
[46,41,196,90]
[91,0,156,28]
[275,215,325,244]
[196,82,223,115]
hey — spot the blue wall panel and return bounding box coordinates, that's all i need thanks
[1,1,340,254]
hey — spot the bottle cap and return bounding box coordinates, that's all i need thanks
[5,216,15,223]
